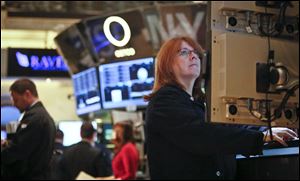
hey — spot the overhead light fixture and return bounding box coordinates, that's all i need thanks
[1,29,57,49]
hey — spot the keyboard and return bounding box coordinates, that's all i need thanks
[263,139,299,149]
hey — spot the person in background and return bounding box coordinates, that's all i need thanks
[49,128,65,179]
[95,138,113,177]
[60,121,112,179]
[1,78,56,179]
[53,128,65,154]
[111,120,139,180]
[144,36,298,179]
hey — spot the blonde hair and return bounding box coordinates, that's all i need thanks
[144,36,205,101]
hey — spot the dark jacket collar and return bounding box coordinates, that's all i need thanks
[25,101,42,112]
[163,84,206,110]
[164,84,194,100]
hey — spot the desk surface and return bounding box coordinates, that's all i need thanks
[236,147,299,159]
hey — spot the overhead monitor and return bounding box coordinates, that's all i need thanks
[54,23,97,75]
[72,67,102,116]
[7,48,69,77]
[83,9,154,63]
[98,57,154,110]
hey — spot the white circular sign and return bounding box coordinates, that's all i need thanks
[103,16,131,47]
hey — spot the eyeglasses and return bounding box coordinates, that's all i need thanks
[178,49,201,59]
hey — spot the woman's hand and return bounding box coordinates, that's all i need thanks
[263,127,298,146]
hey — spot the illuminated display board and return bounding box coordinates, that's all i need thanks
[83,10,153,63]
[72,67,102,116]
[98,57,154,109]
[7,48,70,77]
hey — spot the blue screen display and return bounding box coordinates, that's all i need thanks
[83,10,153,63]
[1,106,21,126]
[98,57,154,109]
[72,67,102,115]
[1,130,7,140]
[15,51,68,71]
[7,48,70,77]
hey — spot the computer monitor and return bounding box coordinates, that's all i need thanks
[102,123,113,143]
[83,9,153,63]
[98,57,154,109]
[72,67,102,116]
[1,130,7,140]
[54,23,97,75]
[1,105,21,126]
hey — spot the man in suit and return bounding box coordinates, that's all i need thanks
[60,121,113,179]
[53,129,65,154]
[48,129,66,179]
[1,78,56,179]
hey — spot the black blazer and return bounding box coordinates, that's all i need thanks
[145,85,264,179]
[1,101,56,179]
[60,141,112,179]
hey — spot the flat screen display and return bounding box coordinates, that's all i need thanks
[83,10,154,63]
[1,130,7,140]
[72,67,102,115]
[98,57,154,109]
[7,48,69,77]
[102,124,113,143]
[54,23,97,74]
[1,106,21,126]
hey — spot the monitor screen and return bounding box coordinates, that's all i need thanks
[1,106,21,126]
[83,10,154,63]
[102,124,113,143]
[58,121,97,146]
[54,23,97,74]
[98,57,154,109]
[72,67,102,116]
[7,48,69,77]
[1,130,7,140]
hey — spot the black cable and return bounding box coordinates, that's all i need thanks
[257,12,273,37]
[273,83,299,121]
[274,1,290,34]
[258,4,289,38]
[257,2,296,141]
[265,6,274,141]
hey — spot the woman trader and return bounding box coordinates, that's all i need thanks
[144,36,298,179]
[112,121,139,180]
